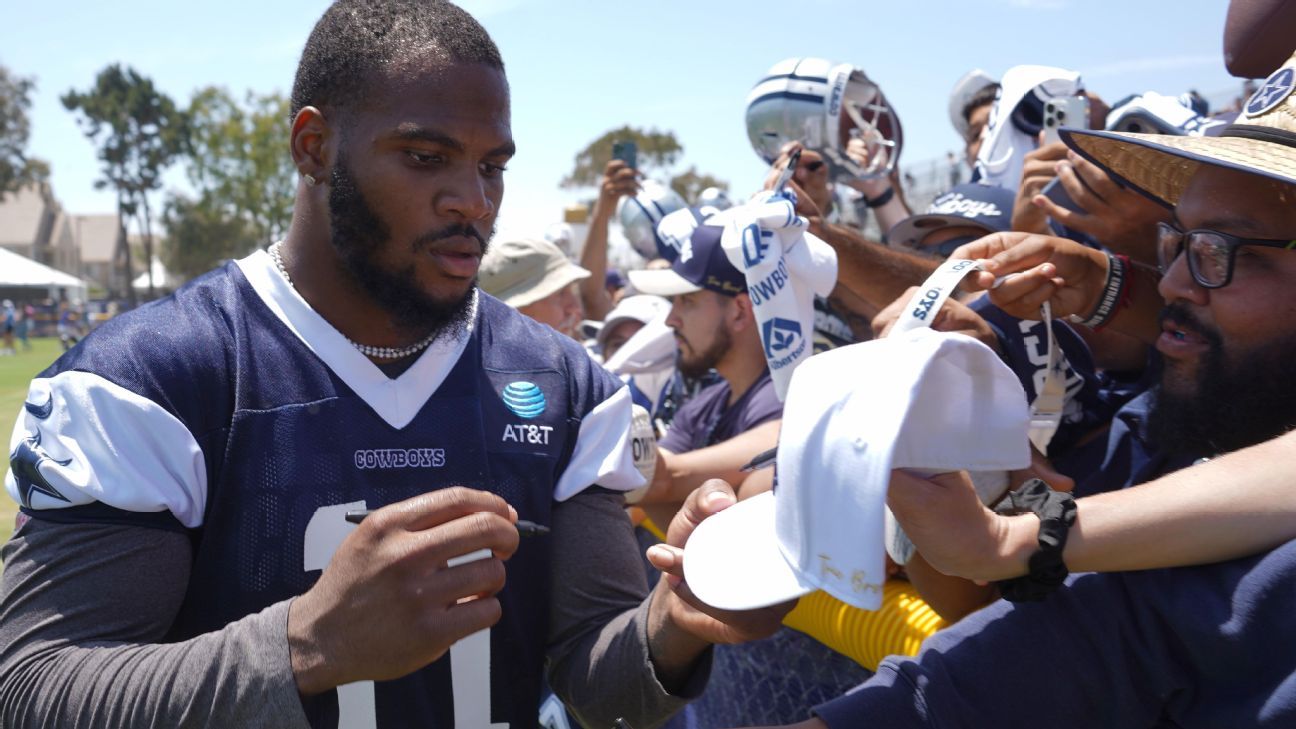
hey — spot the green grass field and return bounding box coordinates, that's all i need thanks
[0,338,65,553]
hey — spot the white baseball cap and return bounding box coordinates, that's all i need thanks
[684,327,1031,612]
[593,295,671,351]
[948,69,998,140]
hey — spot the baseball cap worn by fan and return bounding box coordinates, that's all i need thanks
[591,294,671,351]
[1061,51,1296,206]
[948,69,999,140]
[478,237,591,308]
[627,224,746,298]
[886,183,1015,256]
[684,328,1031,612]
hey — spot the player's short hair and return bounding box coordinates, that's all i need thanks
[290,0,505,122]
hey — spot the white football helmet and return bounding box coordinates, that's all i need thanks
[616,179,687,260]
[697,186,733,212]
[746,57,904,181]
[543,222,575,256]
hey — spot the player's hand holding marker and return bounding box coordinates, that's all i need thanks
[286,487,520,695]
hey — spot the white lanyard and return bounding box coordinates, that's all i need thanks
[891,258,1064,453]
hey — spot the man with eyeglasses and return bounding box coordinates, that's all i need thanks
[952,60,1296,498]
[697,51,1296,729]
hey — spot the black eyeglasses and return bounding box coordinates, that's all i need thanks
[1156,221,1296,289]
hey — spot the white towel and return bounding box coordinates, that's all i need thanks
[713,191,838,401]
[974,65,1083,191]
[603,314,678,417]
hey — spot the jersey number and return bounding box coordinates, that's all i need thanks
[304,502,509,728]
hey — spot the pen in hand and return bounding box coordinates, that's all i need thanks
[343,509,551,537]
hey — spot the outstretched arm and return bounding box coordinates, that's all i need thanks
[888,428,1296,584]
[952,232,1162,344]
[580,160,639,322]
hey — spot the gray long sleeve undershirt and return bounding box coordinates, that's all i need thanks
[0,487,706,728]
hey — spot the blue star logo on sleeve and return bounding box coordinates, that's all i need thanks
[10,428,73,508]
[1245,68,1295,118]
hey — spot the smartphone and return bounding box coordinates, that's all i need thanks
[1042,96,1090,145]
[773,147,801,195]
[1041,176,1085,215]
[612,140,637,170]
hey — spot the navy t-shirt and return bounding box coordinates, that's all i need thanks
[658,370,782,453]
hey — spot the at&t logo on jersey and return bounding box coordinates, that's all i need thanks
[502,381,546,419]
[353,448,446,469]
[500,381,554,445]
[502,423,554,445]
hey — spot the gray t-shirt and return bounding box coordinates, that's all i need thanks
[0,486,707,728]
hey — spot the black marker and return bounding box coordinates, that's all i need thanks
[773,147,801,195]
[343,509,551,537]
[739,447,778,473]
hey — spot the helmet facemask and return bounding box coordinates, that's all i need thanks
[745,59,903,185]
[824,67,903,181]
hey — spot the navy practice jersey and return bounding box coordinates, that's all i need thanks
[4,250,645,729]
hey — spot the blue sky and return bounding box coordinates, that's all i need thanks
[4,0,1240,237]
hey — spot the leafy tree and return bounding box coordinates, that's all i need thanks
[186,87,294,246]
[560,126,683,189]
[0,65,49,200]
[669,166,729,206]
[562,126,727,205]
[62,64,188,301]
[161,194,260,280]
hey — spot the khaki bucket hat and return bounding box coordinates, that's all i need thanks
[478,237,590,308]
[1062,51,1296,207]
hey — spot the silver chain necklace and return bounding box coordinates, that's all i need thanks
[269,242,438,361]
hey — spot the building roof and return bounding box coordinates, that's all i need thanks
[0,184,52,247]
[75,214,123,264]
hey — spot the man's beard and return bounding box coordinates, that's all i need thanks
[1148,302,1296,458]
[677,326,730,380]
[327,152,486,340]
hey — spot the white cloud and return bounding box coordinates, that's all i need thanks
[1085,54,1224,79]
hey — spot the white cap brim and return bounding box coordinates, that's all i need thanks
[683,491,815,611]
[626,268,702,297]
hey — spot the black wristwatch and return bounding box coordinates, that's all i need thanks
[995,479,1077,602]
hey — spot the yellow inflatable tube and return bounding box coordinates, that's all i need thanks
[637,514,945,672]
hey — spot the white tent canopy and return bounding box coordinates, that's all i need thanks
[131,257,183,292]
[0,247,88,301]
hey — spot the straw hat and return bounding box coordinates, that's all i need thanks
[1061,51,1296,207]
